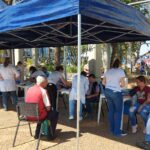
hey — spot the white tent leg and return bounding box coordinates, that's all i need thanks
[77,14,81,150]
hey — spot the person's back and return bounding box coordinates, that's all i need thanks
[104,68,125,92]
[48,71,63,85]
[69,74,89,103]
[69,71,89,120]
[25,84,47,120]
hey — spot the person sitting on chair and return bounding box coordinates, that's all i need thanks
[85,74,100,119]
[25,76,59,140]
[47,65,68,110]
[128,76,150,133]
[29,66,46,82]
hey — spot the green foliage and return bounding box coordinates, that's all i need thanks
[26,58,32,67]
[45,63,55,72]
[66,65,77,73]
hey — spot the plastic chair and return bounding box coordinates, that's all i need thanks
[13,101,44,150]
[97,82,108,124]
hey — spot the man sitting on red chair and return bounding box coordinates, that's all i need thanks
[25,76,59,140]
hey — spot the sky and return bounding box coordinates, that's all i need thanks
[140,41,150,56]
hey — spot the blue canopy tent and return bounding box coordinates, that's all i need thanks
[0,0,7,11]
[0,0,149,49]
[0,0,150,149]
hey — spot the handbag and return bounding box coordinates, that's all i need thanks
[41,119,50,136]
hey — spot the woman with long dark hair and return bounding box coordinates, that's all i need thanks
[102,59,126,137]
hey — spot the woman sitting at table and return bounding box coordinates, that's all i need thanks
[47,65,68,110]
[29,66,46,82]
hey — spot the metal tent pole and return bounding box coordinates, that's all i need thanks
[77,13,81,150]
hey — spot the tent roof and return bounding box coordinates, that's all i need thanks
[0,0,150,49]
[0,0,7,11]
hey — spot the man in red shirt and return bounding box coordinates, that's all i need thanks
[26,76,58,139]
[129,76,150,133]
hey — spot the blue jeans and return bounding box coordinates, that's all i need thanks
[145,114,150,142]
[2,91,18,110]
[105,88,123,136]
[141,104,150,126]
[69,100,83,118]
[129,102,140,126]
[86,96,99,116]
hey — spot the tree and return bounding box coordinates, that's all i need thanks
[54,47,61,66]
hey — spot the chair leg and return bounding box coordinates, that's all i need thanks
[28,123,32,136]
[13,121,20,147]
[101,107,104,117]
[104,100,109,111]
[126,118,130,131]
[62,94,67,109]
[36,124,42,150]
[97,96,102,124]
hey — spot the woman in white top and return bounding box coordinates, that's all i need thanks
[0,57,19,111]
[69,71,89,120]
[47,65,68,110]
[102,59,125,137]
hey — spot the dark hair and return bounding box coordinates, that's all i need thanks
[81,71,87,76]
[88,74,96,78]
[3,57,10,67]
[112,59,120,68]
[55,65,64,71]
[136,75,146,83]
[29,66,37,73]
[17,61,22,65]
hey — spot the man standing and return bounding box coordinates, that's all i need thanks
[25,76,59,139]
[0,57,19,111]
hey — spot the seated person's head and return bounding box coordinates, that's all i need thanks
[17,61,23,66]
[88,74,96,83]
[36,76,48,88]
[136,76,146,88]
[29,66,37,75]
[55,65,64,72]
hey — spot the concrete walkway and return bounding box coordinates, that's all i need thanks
[0,102,143,150]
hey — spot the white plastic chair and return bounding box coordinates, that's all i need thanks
[97,82,108,124]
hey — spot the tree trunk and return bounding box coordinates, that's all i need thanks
[54,47,61,66]
[110,43,120,67]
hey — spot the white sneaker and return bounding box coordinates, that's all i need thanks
[132,125,138,133]
[69,116,74,120]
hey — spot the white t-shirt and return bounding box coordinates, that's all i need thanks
[48,71,64,85]
[39,87,50,107]
[104,68,125,92]
[0,65,19,92]
[69,75,89,104]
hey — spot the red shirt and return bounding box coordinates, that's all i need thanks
[134,86,150,104]
[25,85,47,121]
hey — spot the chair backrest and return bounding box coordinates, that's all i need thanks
[98,81,105,95]
[16,101,39,120]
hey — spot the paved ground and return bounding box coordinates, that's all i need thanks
[0,99,144,150]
